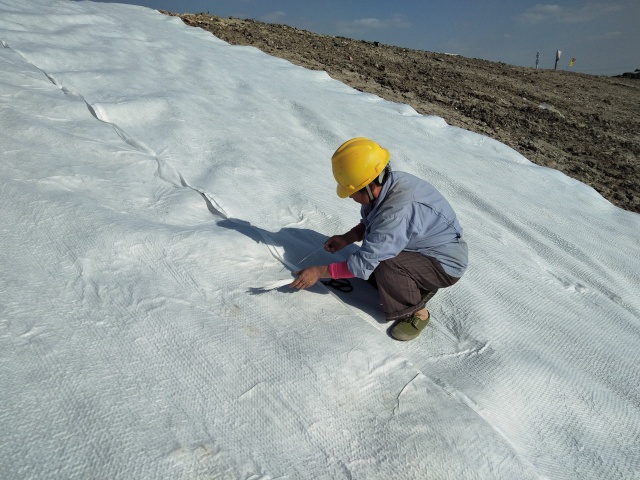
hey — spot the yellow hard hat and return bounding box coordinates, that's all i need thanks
[331,137,390,198]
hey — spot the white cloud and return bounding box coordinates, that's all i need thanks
[260,11,287,24]
[518,3,624,24]
[353,17,385,28]
[336,14,410,35]
[589,31,622,40]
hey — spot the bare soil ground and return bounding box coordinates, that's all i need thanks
[164,11,640,214]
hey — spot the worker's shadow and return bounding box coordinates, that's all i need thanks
[217,218,386,324]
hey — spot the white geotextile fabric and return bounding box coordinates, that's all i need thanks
[1,1,639,478]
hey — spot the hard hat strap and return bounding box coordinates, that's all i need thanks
[365,184,375,202]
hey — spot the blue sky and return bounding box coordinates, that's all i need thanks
[94,0,638,76]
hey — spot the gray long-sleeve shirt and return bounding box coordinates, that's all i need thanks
[347,171,468,280]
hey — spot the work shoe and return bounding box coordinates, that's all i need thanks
[391,310,430,341]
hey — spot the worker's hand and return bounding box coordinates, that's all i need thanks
[290,266,327,289]
[324,235,349,253]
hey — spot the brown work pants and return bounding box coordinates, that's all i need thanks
[369,251,460,321]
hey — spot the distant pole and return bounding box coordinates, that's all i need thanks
[536,52,539,69]
[554,49,562,70]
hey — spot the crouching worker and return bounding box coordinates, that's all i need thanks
[290,138,468,341]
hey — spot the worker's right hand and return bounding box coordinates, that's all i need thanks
[324,235,349,253]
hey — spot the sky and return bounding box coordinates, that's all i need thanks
[2,0,640,478]
[91,0,640,76]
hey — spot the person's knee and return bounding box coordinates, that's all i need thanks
[376,256,401,274]
[373,257,407,290]
[372,258,395,283]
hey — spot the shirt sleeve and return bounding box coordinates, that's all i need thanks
[347,214,411,280]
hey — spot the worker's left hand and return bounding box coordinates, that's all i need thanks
[290,266,325,289]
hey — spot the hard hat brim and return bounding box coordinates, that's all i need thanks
[336,184,353,198]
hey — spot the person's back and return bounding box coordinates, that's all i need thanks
[354,170,468,280]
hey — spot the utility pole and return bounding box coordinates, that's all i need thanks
[536,52,539,69]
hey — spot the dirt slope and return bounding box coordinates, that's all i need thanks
[165,12,640,214]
